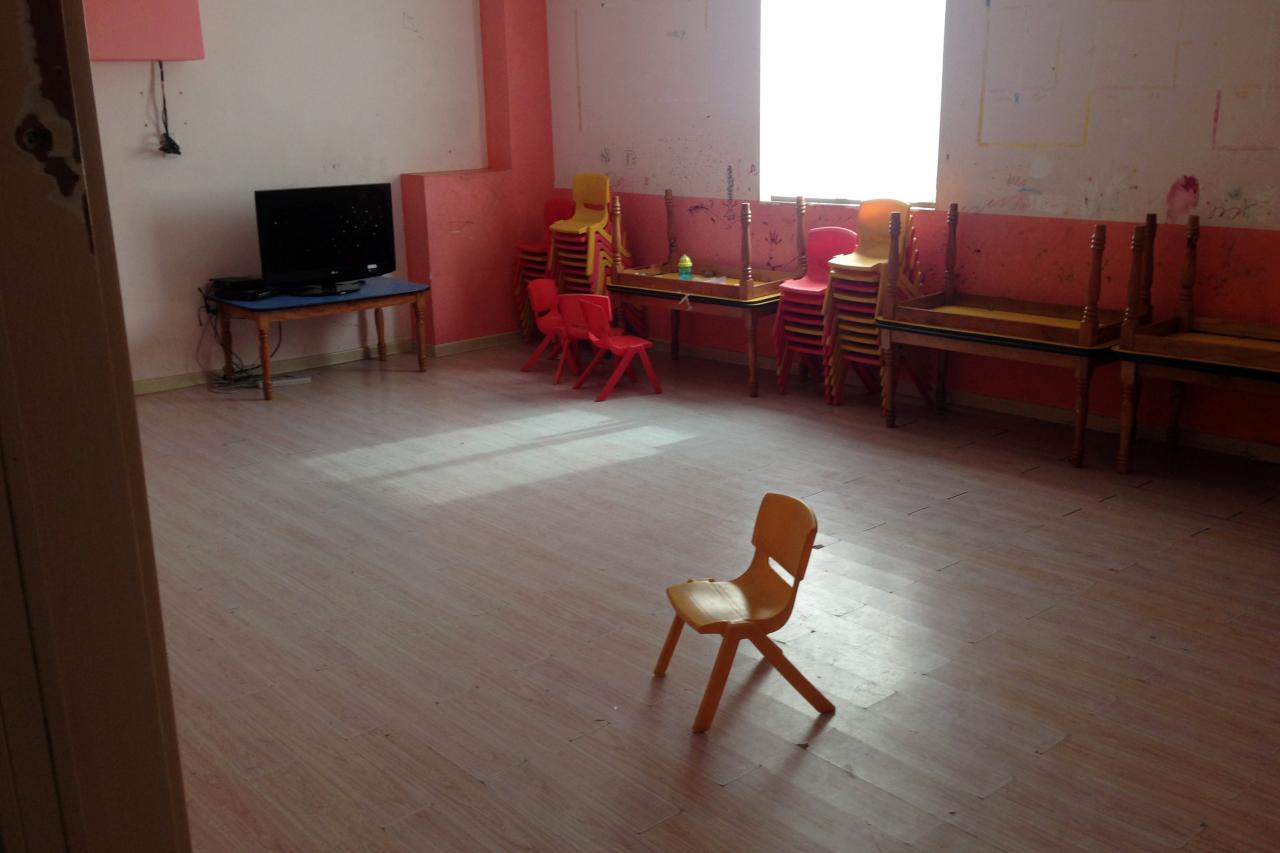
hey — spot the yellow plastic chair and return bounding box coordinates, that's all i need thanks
[653,493,835,732]
[549,172,611,236]
[829,198,911,273]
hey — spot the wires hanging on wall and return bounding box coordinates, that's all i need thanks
[156,60,182,156]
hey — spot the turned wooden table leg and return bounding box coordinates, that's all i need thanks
[257,318,273,401]
[1070,358,1096,467]
[670,308,681,361]
[880,338,898,427]
[934,351,949,414]
[1117,361,1141,474]
[413,294,428,372]
[374,307,387,362]
[745,309,759,397]
[1167,381,1185,449]
[218,308,233,380]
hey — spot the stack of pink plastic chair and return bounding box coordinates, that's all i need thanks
[775,227,859,394]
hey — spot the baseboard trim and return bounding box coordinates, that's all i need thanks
[132,331,522,396]
[932,388,1280,465]
[430,331,523,358]
[650,341,1280,463]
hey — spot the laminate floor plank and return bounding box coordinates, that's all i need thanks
[136,348,1280,851]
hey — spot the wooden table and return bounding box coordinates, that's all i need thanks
[212,276,430,400]
[1115,215,1280,472]
[605,193,799,397]
[877,205,1125,467]
[606,280,780,397]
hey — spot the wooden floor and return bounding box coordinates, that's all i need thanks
[137,346,1280,852]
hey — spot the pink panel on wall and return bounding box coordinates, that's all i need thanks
[85,0,205,61]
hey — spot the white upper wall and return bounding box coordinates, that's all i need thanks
[547,0,759,200]
[93,0,485,382]
[550,0,1280,229]
[939,0,1280,226]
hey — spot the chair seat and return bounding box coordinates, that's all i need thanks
[569,325,623,340]
[606,334,653,353]
[780,278,828,297]
[517,240,550,254]
[829,250,889,273]
[666,579,783,633]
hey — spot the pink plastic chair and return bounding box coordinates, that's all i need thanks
[520,278,578,376]
[574,297,662,401]
[776,227,858,393]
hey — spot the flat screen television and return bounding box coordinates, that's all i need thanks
[255,182,395,295]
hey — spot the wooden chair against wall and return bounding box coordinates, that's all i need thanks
[653,493,834,733]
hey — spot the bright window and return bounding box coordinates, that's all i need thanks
[759,0,947,204]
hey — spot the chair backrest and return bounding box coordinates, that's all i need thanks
[577,295,615,345]
[807,227,859,271]
[750,492,819,581]
[572,172,611,210]
[544,197,577,228]
[560,293,610,337]
[528,278,559,316]
[856,199,911,258]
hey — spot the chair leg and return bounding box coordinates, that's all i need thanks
[637,349,662,394]
[749,634,835,715]
[572,348,606,389]
[653,615,683,676]
[555,338,584,385]
[777,348,792,394]
[596,351,634,402]
[521,334,555,372]
[693,633,741,733]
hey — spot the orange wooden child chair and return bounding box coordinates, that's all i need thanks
[572,296,662,402]
[654,493,834,732]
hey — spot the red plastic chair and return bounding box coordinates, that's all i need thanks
[520,278,578,376]
[558,293,627,385]
[573,297,662,401]
[776,227,858,394]
[515,198,578,341]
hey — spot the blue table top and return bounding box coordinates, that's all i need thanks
[214,276,428,311]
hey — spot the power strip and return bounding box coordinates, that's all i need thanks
[256,373,312,389]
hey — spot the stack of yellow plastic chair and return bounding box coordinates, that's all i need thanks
[550,172,630,294]
[824,199,920,404]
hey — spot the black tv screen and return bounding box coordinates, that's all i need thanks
[255,183,395,285]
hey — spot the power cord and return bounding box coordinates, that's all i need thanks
[197,286,287,393]
[157,61,181,156]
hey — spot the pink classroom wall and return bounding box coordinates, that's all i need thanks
[84,0,204,61]
[401,0,554,347]
[612,190,1280,448]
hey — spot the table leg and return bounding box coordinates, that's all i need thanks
[218,309,233,380]
[1117,360,1141,474]
[670,308,681,361]
[1070,358,1096,468]
[257,318,273,401]
[881,338,897,427]
[374,307,387,362]
[934,351,949,414]
[745,310,759,398]
[1167,381,1185,448]
[413,294,428,372]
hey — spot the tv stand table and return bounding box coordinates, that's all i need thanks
[211,276,430,400]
